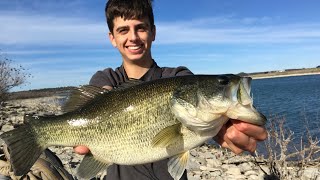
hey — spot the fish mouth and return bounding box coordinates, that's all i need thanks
[226,77,267,126]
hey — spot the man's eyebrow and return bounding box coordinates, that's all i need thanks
[136,23,149,28]
[115,26,129,32]
[115,22,150,30]
[139,22,150,27]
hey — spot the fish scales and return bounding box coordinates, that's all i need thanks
[29,76,196,163]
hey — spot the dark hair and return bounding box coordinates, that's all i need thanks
[105,0,154,33]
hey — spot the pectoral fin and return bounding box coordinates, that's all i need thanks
[77,153,112,179]
[168,151,189,180]
[151,123,183,148]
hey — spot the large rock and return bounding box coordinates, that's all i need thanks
[301,167,319,180]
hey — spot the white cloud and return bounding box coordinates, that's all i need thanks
[5,48,113,55]
[1,12,320,47]
[0,0,94,16]
[0,13,107,45]
[154,16,320,44]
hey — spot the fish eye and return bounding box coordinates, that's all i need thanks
[218,75,230,85]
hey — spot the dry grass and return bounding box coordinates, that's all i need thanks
[261,115,320,179]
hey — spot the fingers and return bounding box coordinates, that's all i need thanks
[231,119,268,141]
[214,120,267,154]
[225,125,257,153]
[73,146,90,155]
[214,125,245,154]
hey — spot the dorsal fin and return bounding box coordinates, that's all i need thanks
[62,85,109,113]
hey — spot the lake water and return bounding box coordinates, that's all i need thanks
[251,74,320,155]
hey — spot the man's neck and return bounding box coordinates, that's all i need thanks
[123,58,153,79]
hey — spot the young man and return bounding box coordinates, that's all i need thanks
[74,0,267,179]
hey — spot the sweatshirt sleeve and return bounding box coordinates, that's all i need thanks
[89,68,117,87]
[161,66,194,78]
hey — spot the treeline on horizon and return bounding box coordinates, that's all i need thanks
[6,86,75,101]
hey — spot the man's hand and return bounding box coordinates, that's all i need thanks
[214,119,267,154]
[73,85,113,155]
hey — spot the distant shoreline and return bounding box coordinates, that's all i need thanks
[249,70,320,80]
[250,72,320,79]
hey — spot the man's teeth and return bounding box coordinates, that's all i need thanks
[128,46,141,50]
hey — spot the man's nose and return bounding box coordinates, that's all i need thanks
[129,30,139,41]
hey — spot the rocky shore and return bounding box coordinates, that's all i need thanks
[0,96,319,180]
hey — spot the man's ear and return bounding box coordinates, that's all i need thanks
[108,32,117,47]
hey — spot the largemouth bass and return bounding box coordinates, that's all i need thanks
[0,74,266,179]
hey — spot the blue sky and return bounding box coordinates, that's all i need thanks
[1,0,320,91]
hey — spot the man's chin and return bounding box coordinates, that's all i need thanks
[125,55,147,62]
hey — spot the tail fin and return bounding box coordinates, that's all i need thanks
[0,124,45,176]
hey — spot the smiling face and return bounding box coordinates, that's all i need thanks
[109,17,156,65]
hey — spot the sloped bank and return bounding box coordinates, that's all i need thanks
[0,96,319,180]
